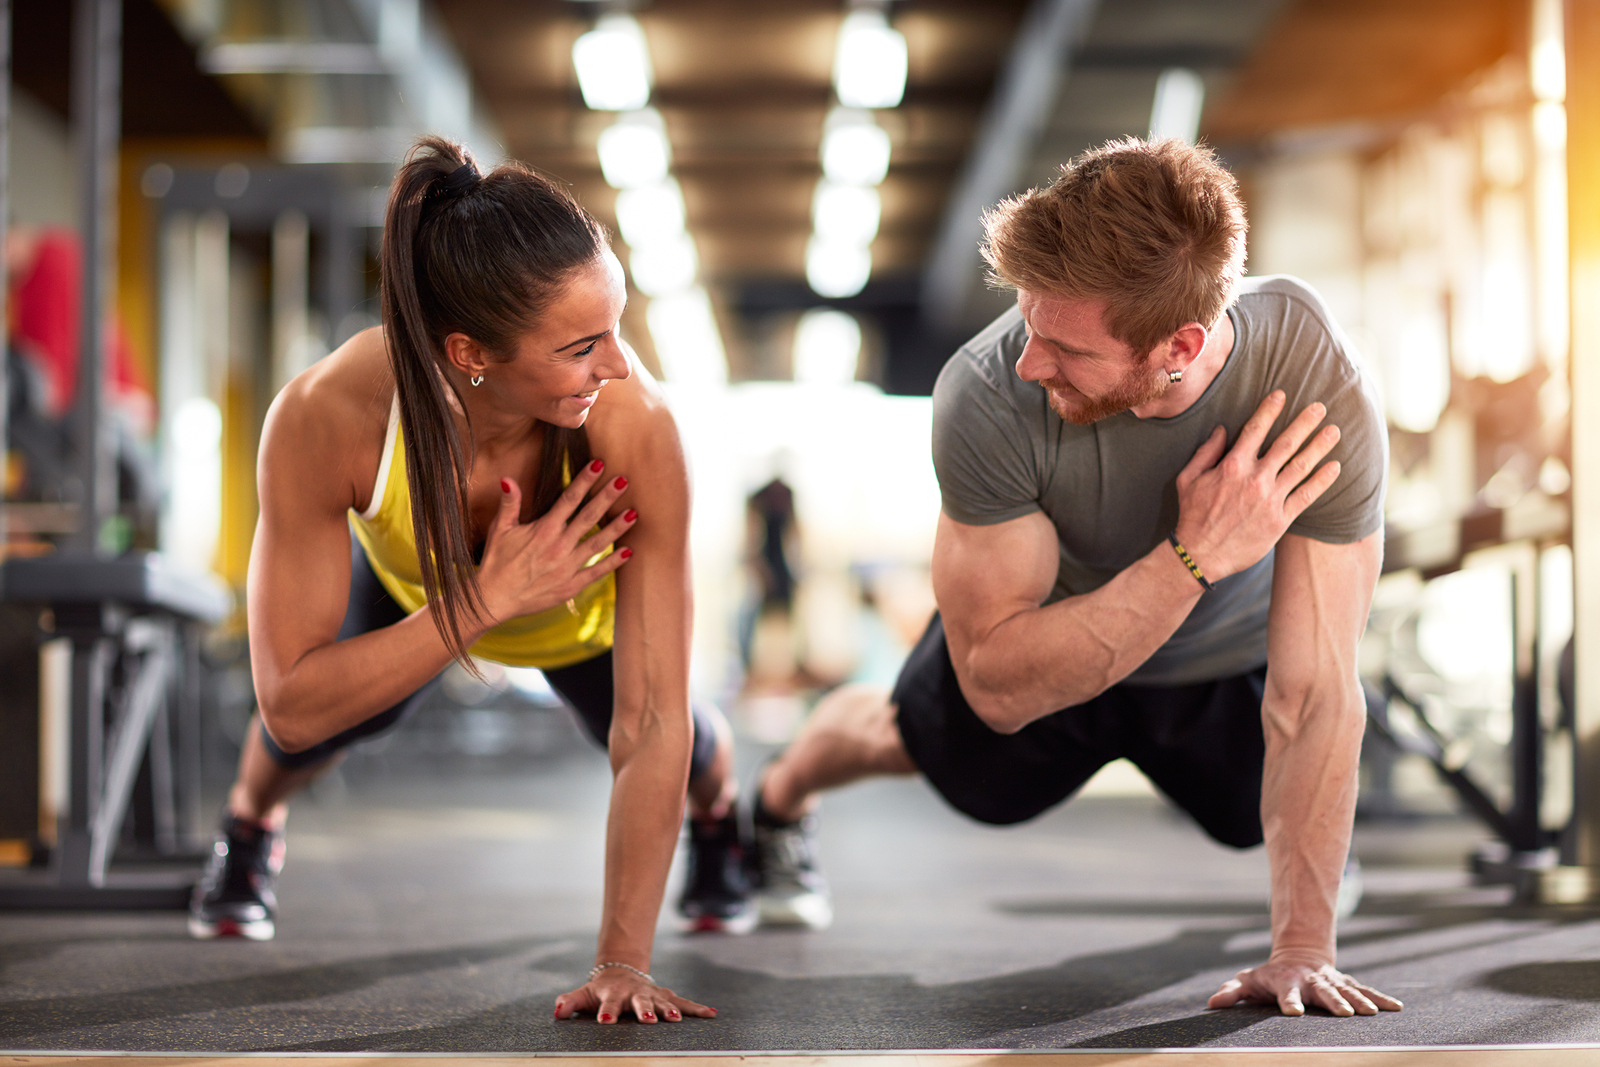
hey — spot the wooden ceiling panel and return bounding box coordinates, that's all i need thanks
[435,0,581,96]
[898,2,1029,90]
[662,103,832,167]
[693,228,811,278]
[1204,0,1518,140]
[642,1,839,94]
[437,0,1024,295]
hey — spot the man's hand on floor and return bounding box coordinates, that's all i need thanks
[1208,959,1404,1017]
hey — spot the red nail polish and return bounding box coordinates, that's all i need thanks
[613,476,627,491]
[590,459,604,473]
[623,509,637,522]
[619,547,632,560]
[599,1013,612,1023]
[500,478,512,493]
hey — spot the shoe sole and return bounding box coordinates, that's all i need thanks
[678,908,758,935]
[188,915,275,941]
[757,893,832,931]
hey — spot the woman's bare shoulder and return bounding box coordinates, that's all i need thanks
[260,327,395,511]
[585,345,681,469]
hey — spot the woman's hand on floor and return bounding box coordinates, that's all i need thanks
[1208,959,1403,1017]
[553,969,716,1024]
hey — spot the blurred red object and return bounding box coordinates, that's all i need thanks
[8,226,153,436]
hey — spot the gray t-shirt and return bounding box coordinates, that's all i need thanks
[931,275,1387,685]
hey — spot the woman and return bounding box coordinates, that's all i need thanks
[187,137,746,1024]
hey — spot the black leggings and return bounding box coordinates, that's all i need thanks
[258,536,719,778]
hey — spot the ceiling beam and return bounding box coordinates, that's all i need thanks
[919,0,1099,332]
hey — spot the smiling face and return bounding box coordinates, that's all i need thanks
[1013,289,1171,425]
[490,251,632,429]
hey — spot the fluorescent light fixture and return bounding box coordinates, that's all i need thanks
[806,236,871,298]
[812,181,880,244]
[647,287,728,387]
[793,308,862,386]
[629,235,699,297]
[833,10,907,109]
[1149,67,1205,144]
[822,108,891,185]
[615,180,687,249]
[573,14,652,111]
[1534,100,1567,150]
[1532,0,1565,102]
[597,109,671,188]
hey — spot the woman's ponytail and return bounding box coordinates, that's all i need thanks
[378,136,606,666]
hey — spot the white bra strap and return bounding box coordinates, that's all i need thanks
[359,392,400,521]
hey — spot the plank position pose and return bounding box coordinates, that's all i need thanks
[187,137,746,1023]
[749,139,1404,1018]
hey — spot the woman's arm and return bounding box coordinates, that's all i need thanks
[552,360,715,1024]
[248,339,634,754]
[247,365,465,752]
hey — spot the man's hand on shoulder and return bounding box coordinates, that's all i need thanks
[1174,390,1343,583]
[1209,958,1403,1017]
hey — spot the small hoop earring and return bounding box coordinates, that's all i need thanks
[470,373,485,387]
[1167,368,1183,384]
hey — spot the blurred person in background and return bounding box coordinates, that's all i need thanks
[189,138,744,1025]
[747,138,1402,1020]
[5,226,158,544]
[739,472,803,682]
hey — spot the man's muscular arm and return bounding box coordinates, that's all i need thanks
[1207,530,1403,1016]
[937,391,1343,734]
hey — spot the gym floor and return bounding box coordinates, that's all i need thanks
[4,711,1600,1059]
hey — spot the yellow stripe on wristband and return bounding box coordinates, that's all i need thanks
[1167,533,1215,592]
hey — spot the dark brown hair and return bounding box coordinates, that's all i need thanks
[982,137,1247,355]
[380,135,607,665]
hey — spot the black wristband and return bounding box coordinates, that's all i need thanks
[1167,533,1215,592]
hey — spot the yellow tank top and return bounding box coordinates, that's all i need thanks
[348,394,615,669]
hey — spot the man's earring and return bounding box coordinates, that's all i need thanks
[1167,368,1183,384]
[470,373,485,387]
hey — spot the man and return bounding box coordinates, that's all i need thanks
[747,138,1402,1018]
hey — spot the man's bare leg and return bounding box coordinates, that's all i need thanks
[687,703,739,822]
[759,683,918,822]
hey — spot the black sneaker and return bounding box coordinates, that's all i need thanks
[677,811,756,933]
[188,813,284,941]
[748,796,832,930]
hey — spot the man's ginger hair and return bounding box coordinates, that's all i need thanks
[981,137,1247,356]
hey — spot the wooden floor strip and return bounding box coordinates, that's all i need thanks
[9,1050,1600,1067]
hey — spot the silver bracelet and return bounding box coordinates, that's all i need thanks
[588,961,655,985]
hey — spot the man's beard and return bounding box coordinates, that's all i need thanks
[1040,360,1171,425]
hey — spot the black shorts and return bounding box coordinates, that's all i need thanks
[892,613,1268,849]
[259,535,719,778]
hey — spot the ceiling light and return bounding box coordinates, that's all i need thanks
[629,235,699,297]
[833,10,907,110]
[615,180,687,248]
[1534,100,1566,150]
[793,308,862,386]
[812,181,880,245]
[1532,0,1565,102]
[597,110,670,188]
[647,287,728,387]
[822,108,891,185]
[1149,67,1204,144]
[806,236,871,299]
[572,14,652,111]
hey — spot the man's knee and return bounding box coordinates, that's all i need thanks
[810,684,914,774]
